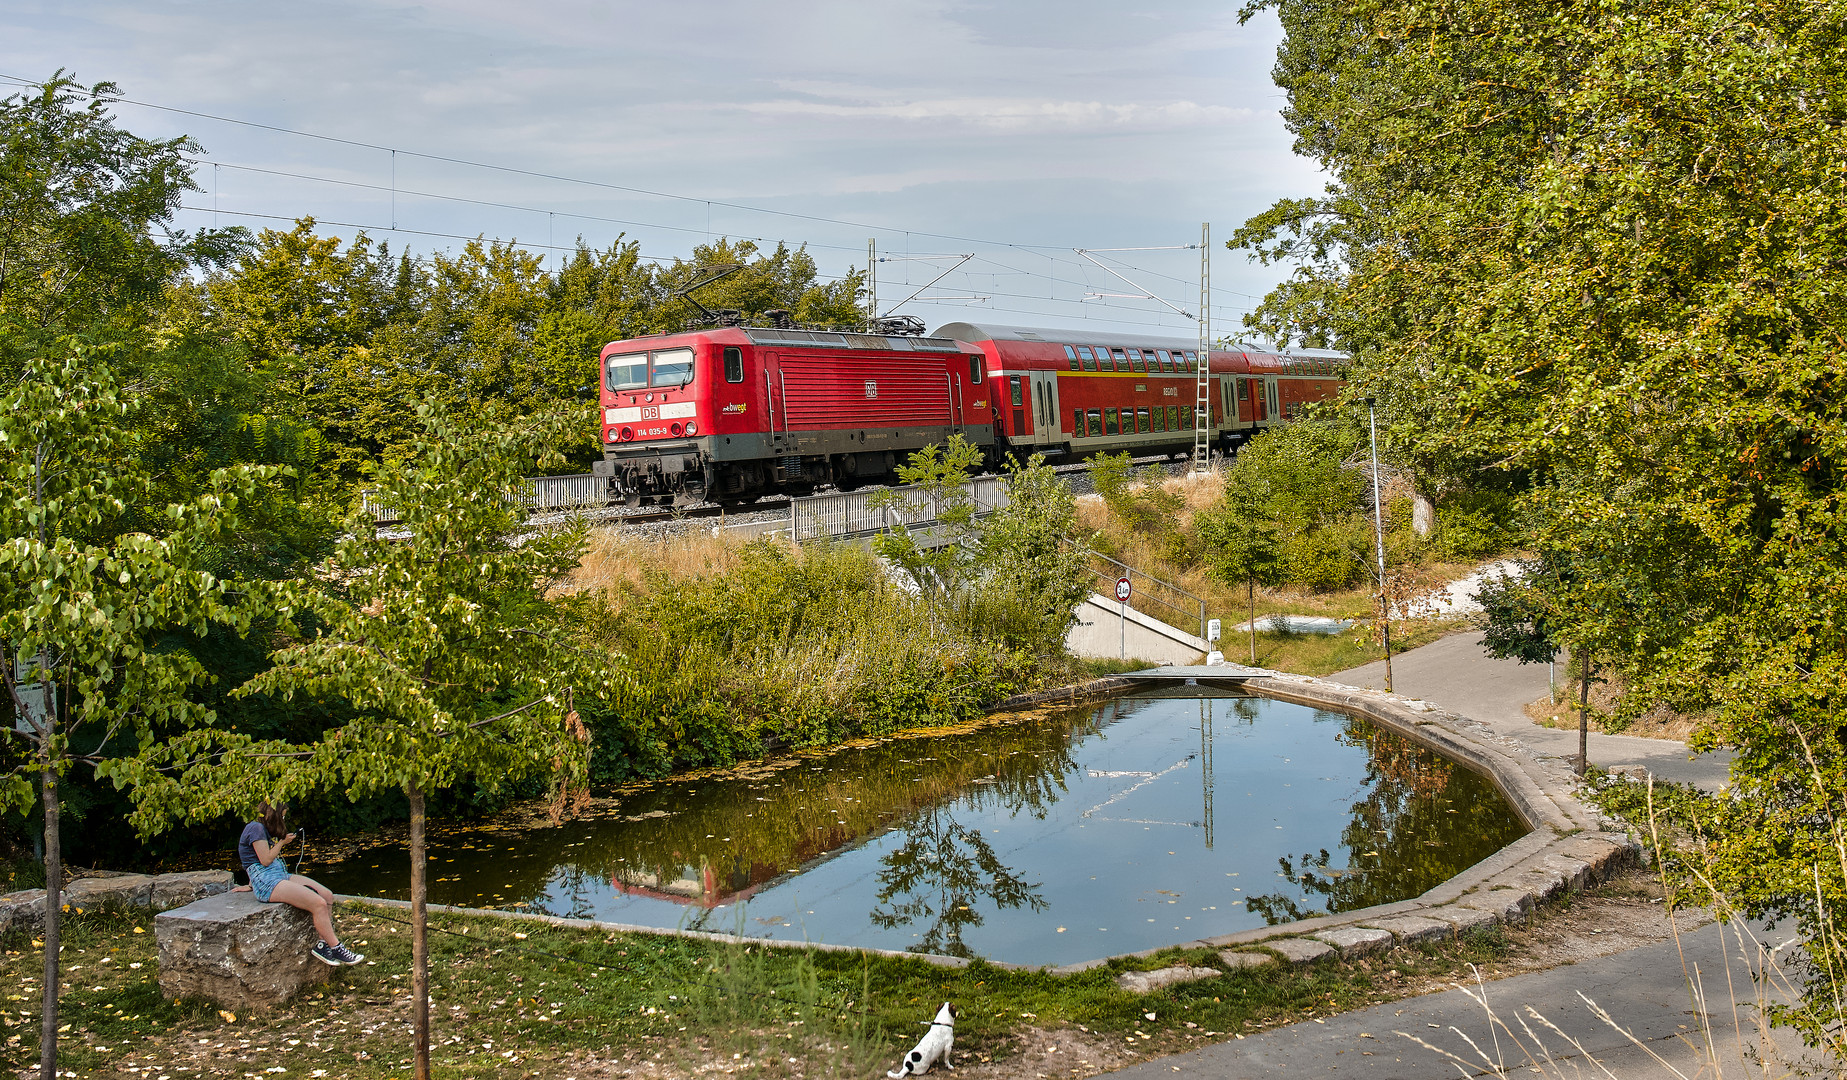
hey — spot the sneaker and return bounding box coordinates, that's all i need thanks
[327,943,365,965]
[311,942,342,967]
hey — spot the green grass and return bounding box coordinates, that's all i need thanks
[3,900,1527,1079]
[1232,617,1469,678]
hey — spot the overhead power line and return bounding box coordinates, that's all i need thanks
[2,72,1271,328]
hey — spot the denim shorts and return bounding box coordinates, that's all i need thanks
[246,859,291,903]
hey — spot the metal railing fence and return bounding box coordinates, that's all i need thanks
[1086,551,1208,640]
[363,473,609,525]
[788,475,1010,542]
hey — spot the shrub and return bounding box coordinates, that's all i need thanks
[1433,489,1516,559]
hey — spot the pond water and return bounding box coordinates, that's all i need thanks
[314,692,1528,967]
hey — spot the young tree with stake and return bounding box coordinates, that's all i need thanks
[116,406,596,1080]
[2,353,275,1080]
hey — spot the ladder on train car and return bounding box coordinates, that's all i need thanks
[1192,222,1212,473]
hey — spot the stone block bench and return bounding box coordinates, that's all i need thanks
[155,891,331,1010]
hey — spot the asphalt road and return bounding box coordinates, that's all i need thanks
[1330,632,1732,792]
[1102,916,1820,1079]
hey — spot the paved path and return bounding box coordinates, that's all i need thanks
[1104,916,1821,1079]
[1330,632,1732,792]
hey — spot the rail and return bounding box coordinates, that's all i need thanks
[1086,552,1208,640]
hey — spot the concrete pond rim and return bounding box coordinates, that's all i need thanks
[333,667,1638,976]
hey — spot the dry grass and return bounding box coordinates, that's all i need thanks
[571,530,756,615]
[1521,668,1713,743]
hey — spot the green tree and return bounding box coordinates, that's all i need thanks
[115,407,596,1080]
[869,435,987,608]
[0,73,245,368]
[1236,0,1847,1042]
[1,352,273,1080]
[1196,474,1279,663]
[958,453,1092,658]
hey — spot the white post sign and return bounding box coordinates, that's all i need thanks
[1115,577,1132,658]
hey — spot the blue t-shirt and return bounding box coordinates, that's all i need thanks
[237,821,269,868]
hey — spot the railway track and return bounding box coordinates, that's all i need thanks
[568,451,1205,531]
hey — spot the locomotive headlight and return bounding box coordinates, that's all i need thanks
[685,421,697,435]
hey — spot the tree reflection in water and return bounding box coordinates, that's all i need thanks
[1245,717,1526,925]
[867,723,1081,955]
[870,805,1047,957]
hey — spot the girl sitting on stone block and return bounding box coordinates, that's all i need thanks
[233,802,365,966]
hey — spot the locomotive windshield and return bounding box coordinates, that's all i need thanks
[651,347,695,387]
[606,351,648,391]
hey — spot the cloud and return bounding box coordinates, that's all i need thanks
[742,96,1252,133]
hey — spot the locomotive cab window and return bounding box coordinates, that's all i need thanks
[651,347,695,387]
[723,346,744,384]
[969,355,984,384]
[606,351,649,392]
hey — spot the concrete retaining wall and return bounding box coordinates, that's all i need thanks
[1065,593,1207,666]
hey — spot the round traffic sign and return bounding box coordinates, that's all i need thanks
[1115,576,1132,602]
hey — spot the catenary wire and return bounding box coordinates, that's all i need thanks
[6,72,1272,315]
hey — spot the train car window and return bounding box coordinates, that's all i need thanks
[1080,347,1097,372]
[1136,406,1151,433]
[1238,380,1250,401]
[651,347,695,387]
[1158,351,1173,373]
[1074,409,1086,437]
[723,346,744,383]
[1152,406,1166,432]
[1167,405,1180,430]
[1111,349,1129,370]
[1128,350,1145,372]
[1087,409,1103,437]
[1156,349,1170,369]
[1104,408,1119,435]
[969,355,984,384]
[1009,375,1023,406]
[1179,405,1194,430]
[606,351,649,391]
[1064,345,1078,363]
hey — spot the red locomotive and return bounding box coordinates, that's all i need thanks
[592,321,1343,506]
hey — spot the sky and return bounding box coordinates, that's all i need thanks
[2,0,1324,342]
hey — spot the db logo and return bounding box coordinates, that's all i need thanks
[641,406,660,420]
[864,380,878,399]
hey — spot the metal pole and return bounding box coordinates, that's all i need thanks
[1119,599,1126,659]
[1365,398,1393,693]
